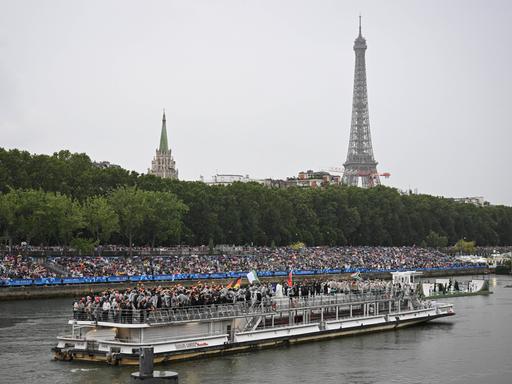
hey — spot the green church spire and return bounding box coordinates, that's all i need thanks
[159,109,169,152]
[150,109,178,179]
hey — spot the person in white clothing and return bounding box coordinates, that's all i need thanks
[275,283,283,297]
[102,300,111,321]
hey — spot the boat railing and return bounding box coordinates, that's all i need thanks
[279,291,401,309]
[72,302,268,324]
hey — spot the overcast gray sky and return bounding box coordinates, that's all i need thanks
[1,0,511,205]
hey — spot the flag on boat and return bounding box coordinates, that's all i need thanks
[233,276,242,289]
[287,270,293,287]
[246,269,260,284]
[351,271,361,281]
[225,278,235,289]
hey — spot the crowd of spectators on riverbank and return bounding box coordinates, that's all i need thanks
[0,254,56,279]
[0,246,487,281]
[3,243,509,259]
[53,246,480,277]
[1,244,214,258]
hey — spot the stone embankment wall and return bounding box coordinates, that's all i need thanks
[0,267,492,301]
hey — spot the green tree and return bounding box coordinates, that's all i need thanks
[108,187,147,256]
[425,230,449,248]
[46,191,84,245]
[453,238,476,254]
[0,189,83,245]
[83,195,119,243]
[0,190,18,249]
[70,237,98,255]
[143,190,188,247]
[2,147,512,247]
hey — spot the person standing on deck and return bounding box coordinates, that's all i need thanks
[102,299,111,322]
[112,299,120,323]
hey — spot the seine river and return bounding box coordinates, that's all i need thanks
[1,275,511,384]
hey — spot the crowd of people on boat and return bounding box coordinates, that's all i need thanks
[71,277,401,323]
[0,246,487,281]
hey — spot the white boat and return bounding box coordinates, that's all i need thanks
[421,278,491,298]
[53,275,455,365]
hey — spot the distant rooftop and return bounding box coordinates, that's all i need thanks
[93,161,121,169]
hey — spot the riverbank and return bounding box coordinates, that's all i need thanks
[0,267,491,301]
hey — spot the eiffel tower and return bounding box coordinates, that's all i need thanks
[342,17,380,188]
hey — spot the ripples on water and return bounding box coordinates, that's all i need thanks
[0,276,511,384]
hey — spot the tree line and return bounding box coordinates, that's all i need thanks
[1,148,511,248]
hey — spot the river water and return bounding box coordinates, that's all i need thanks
[0,275,511,384]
